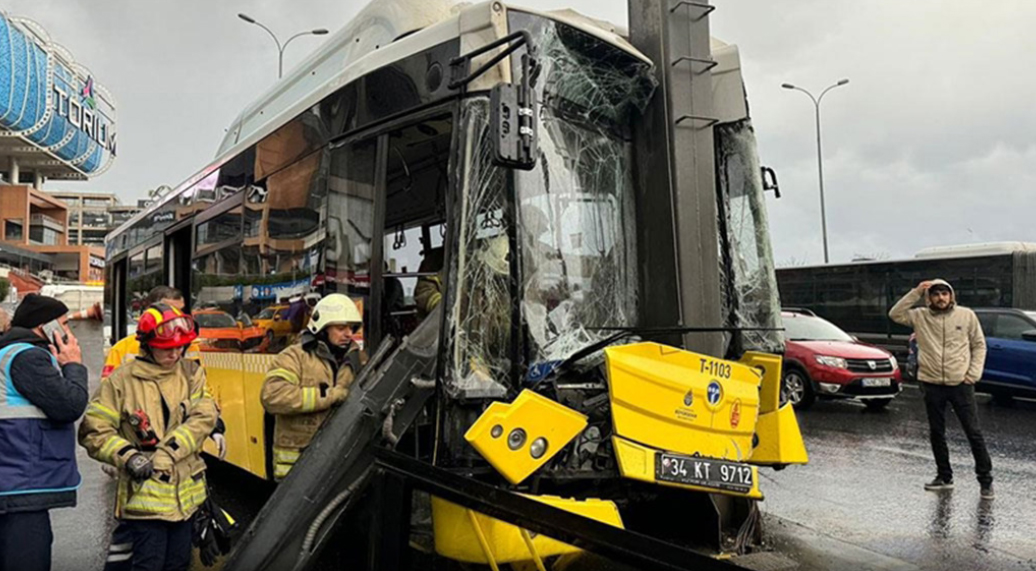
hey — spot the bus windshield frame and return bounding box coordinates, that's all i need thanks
[444,13,656,397]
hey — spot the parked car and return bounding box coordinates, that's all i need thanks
[908,308,1036,403]
[905,333,918,381]
[194,309,266,353]
[781,309,902,410]
[254,304,294,338]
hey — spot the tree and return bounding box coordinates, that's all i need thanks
[0,278,9,303]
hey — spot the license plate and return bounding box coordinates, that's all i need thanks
[862,378,891,387]
[656,454,753,493]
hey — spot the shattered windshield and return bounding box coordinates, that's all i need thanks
[514,14,654,365]
[517,111,638,364]
[446,16,655,396]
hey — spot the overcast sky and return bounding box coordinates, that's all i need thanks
[9,0,1036,266]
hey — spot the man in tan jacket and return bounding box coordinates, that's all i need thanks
[261,294,363,480]
[889,279,993,499]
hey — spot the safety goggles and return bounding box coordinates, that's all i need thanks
[154,314,195,339]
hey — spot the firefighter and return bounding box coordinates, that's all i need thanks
[414,247,444,318]
[99,287,226,571]
[102,286,223,457]
[79,304,218,571]
[261,294,362,480]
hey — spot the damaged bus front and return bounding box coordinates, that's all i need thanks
[433,8,808,564]
[202,2,809,569]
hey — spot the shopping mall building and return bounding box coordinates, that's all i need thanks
[0,11,117,286]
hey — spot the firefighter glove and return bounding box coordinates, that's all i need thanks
[193,508,221,566]
[193,497,237,567]
[212,433,227,460]
[125,453,154,481]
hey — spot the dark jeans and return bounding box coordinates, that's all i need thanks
[0,510,52,571]
[123,520,192,571]
[922,383,993,485]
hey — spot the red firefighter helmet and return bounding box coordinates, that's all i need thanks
[136,303,197,350]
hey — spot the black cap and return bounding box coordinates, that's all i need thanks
[928,284,951,294]
[12,294,69,329]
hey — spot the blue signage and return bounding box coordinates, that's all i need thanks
[0,13,117,176]
[248,278,310,301]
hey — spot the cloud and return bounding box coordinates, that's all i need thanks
[5,0,1034,266]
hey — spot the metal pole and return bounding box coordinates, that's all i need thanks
[814,101,828,264]
[240,15,328,79]
[782,80,848,264]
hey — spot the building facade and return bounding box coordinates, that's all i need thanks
[47,191,142,247]
[0,10,118,285]
[0,185,104,282]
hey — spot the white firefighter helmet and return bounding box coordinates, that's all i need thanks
[307,294,362,334]
[480,234,510,276]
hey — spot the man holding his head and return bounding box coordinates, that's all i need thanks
[890,279,994,499]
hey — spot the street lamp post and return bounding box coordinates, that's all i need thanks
[238,13,329,79]
[782,79,849,264]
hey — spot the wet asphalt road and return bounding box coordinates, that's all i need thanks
[55,324,1036,570]
[761,385,1036,570]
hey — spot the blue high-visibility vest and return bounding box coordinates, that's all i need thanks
[0,343,81,501]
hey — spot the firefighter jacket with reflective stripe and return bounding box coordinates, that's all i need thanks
[79,358,217,521]
[414,273,443,318]
[0,343,83,513]
[261,335,359,480]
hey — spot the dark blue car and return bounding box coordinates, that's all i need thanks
[909,308,1036,403]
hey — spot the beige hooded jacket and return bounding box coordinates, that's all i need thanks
[888,279,986,385]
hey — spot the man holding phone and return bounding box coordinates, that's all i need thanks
[0,294,88,571]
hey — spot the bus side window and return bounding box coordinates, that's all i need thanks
[381,117,452,341]
[327,139,378,349]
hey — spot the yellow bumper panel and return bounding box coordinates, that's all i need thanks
[605,342,761,461]
[751,403,809,466]
[431,495,623,565]
[739,351,783,415]
[738,351,809,466]
[612,436,763,499]
[465,389,587,485]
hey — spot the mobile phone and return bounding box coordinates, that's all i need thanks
[41,319,69,345]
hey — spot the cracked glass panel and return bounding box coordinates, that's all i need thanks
[716,120,784,354]
[446,99,512,399]
[514,13,655,366]
[446,16,657,396]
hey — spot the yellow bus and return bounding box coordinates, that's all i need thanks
[108,1,806,564]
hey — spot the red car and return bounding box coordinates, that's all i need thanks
[781,309,902,410]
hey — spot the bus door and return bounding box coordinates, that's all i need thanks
[380,117,452,344]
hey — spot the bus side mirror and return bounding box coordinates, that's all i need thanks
[1021,330,1036,342]
[762,166,781,199]
[490,83,538,170]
